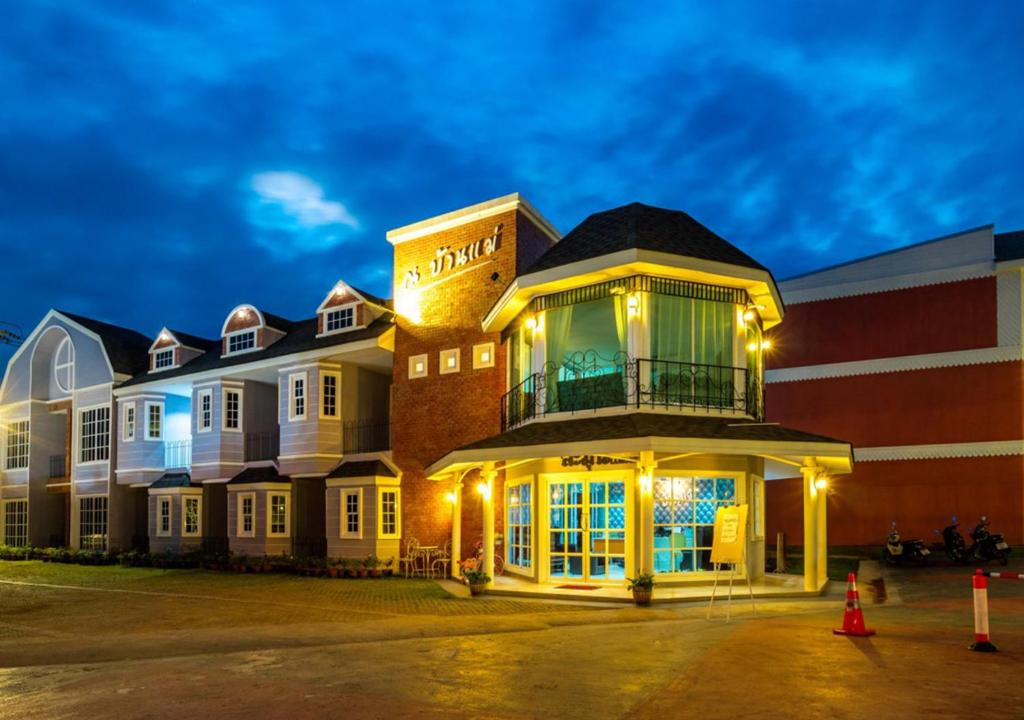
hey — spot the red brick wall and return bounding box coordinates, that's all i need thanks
[766,362,1024,449]
[767,456,1024,546]
[390,208,554,561]
[768,277,997,369]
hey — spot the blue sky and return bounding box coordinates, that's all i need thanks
[2,1,1023,366]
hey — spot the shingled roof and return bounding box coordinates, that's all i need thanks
[58,310,151,376]
[526,202,769,275]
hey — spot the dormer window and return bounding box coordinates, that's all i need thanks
[154,348,175,370]
[325,306,355,333]
[227,330,257,355]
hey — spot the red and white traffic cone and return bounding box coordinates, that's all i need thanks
[970,569,998,652]
[833,572,875,637]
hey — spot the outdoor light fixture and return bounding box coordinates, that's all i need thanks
[815,477,828,490]
[760,339,772,350]
[476,481,491,499]
[395,290,423,325]
[445,491,457,504]
[627,293,640,317]
[525,315,537,330]
[746,341,758,352]
[743,309,756,323]
[639,472,652,493]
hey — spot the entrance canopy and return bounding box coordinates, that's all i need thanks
[425,412,852,479]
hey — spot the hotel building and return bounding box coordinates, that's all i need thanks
[0,195,852,593]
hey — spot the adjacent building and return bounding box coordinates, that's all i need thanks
[0,194,853,594]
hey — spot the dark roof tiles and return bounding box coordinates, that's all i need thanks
[326,459,396,479]
[58,310,152,376]
[228,465,291,485]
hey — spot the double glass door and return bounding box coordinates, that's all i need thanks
[548,478,628,581]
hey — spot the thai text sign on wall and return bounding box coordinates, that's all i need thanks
[401,224,503,290]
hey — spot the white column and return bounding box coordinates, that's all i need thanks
[801,463,819,592]
[816,472,828,588]
[450,478,463,579]
[636,450,657,575]
[481,464,497,588]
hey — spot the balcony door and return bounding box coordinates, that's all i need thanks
[546,477,629,583]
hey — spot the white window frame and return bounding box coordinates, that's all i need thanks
[153,347,175,370]
[4,420,30,470]
[222,388,243,432]
[156,496,172,537]
[144,401,164,441]
[122,403,136,442]
[473,342,495,369]
[197,389,213,433]
[54,336,75,393]
[182,495,202,537]
[2,499,29,547]
[377,487,401,540]
[237,492,255,538]
[340,488,362,539]
[224,329,258,356]
[408,353,428,379]
[288,372,307,422]
[268,493,291,537]
[324,304,357,334]
[505,479,533,571]
[439,348,461,375]
[78,406,111,465]
[320,371,340,419]
[79,495,109,551]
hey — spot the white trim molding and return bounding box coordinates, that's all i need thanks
[766,345,1023,384]
[856,440,1024,462]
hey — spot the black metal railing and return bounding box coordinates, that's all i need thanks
[343,419,390,453]
[163,440,192,470]
[500,351,764,431]
[48,454,67,480]
[244,429,280,462]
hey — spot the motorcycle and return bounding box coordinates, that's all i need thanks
[936,516,968,563]
[968,515,1012,566]
[883,522,930,565]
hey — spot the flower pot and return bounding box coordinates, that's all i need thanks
[369,568,381,578]
[358,568,369,578]
[632,588,652,606]
[468,582,486,597]
[328,567,339,579]
[346,569,358,578]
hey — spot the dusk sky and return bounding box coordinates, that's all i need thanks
[2,1,1023,367]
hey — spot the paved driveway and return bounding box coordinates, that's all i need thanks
[2,559,1024,719]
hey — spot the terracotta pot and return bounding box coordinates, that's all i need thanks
[370,568,381,578]
[632,588,652,606]
[328,567,339,578]
[358,568,369,578]
[469,582,486,597]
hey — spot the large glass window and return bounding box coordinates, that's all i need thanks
[341,488,361,538]
[154,348,175,369]
[378,488,400,539]
[79,407,110,463]
[289,373,306,420]
[79,496,108,550]
[145,402,163,441]
[3,500,28,547]
[227,330,256,354]
[652,476,736,574]
[321,373,339,418]
[157,496,171,536]
[269,494,289,536]
[326,306,355,332]
[183,496,201,536]
[238,493,254,537]
[5,421,29,470]
[198,390,213,432]
[506,482,532,569]
[223,390,241,430]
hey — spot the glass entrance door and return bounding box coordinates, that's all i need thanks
[548,478,628,582]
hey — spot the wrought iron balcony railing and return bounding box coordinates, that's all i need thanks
[500,351,763,432]
[343,419,390,453]
[244,429,280,462]
[164,439,192,470]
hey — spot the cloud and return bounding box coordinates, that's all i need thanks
[247,171,359,257]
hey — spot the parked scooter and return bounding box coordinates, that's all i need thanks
[936,516,968,563]
[968,515,1012,566]
[883,522,930,565]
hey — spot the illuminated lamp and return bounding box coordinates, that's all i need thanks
[639,471,652,494]
[626,294,640,317]
[814,477,828,491]
[476,481,491,499]
[395,290,422,324]
[445,491,457,504]
[760,339,772,351]
[743,309,756,323]
[746,341,758,352]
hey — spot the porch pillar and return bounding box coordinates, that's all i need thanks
[450,478,463,579]
[480,463,497,588]
[801,463,821,592]
[816,473,828,589]
[637,450,657,575]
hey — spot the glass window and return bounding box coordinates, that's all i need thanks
[183,496,200,536]
[341,488,361,538]
[223,390,241,430]
[508,324,534,388]
[269,494,288,536]
[79,496,108,550]
[198,390,212,431]
[321,373,339,418]
[79,407,110,463]
[506,482,532,569]
[3,500,28,547]
[5,420,29,470]
[652,476,736,574]
[238,493,254,537]
[157,496,171,536]
[290,374,306,420]
[146,403,163,440]
[227,330,256,354]
[154,348,175,369]
[54,336,75,393]
[123,405,135,441]
[378,488,400,538]
[326,306,355,332]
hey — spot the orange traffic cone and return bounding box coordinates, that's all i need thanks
[833,572,876,637]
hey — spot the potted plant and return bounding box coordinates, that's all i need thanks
[367,555,382,578]
[327,558,340,579]
[627,573,655,606]
[382,557,394,577]
[463,568,491,596]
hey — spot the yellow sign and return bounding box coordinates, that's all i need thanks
[710,504,748,565]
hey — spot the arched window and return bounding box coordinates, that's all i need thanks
[54,336,75,393]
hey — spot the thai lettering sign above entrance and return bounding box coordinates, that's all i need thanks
[401,224,503,290]
[560,455,631,472]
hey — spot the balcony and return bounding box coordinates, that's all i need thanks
[343,419,389,453]
[164,440,192,471]
[501,352,763,432]
[244,429,280,462]
[47,454,69,493]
